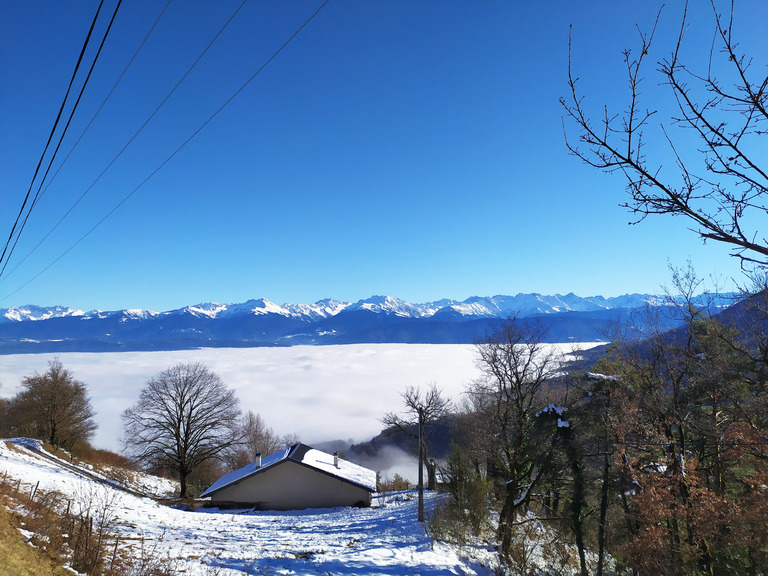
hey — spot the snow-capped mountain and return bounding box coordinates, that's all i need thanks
[0,293,676,323]
[1,304,87,322]
[0,292,734,354]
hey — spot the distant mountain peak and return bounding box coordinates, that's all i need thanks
[184,303,228,318]
[1,292,733,324]
[2,305,85,322]
[0,292,738,355]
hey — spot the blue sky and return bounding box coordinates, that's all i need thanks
[1,1,764,311]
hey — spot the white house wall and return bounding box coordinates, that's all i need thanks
[211,461,372,510]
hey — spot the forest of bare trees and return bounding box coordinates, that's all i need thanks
[410,1,768,571]
[410,267,766,574]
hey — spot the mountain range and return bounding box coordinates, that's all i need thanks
[0,293,734,354]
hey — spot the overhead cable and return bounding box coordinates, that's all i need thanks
[1,0,124,279]
[38,0,174,206]
[0,0,108,272]
[0,0,332,303]
[0,0,244,285]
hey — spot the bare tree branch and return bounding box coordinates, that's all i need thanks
[562,1,768,265]
[121,362,245,498]
[383,382,450,521]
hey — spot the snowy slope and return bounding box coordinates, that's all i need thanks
[1,438,501,575]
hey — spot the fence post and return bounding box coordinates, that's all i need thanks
[110,535,120,573]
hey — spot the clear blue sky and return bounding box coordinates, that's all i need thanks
[1,1,764,311]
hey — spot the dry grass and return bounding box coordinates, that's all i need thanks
[0,486,71,575]
[0,443,182,576]
[1,448,132,575]
[74,445,137,471]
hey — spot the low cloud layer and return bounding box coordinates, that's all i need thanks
[0,344,481,452]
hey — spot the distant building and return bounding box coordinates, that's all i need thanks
[200,443,377,510]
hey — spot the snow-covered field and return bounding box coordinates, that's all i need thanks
[0,343,603,456]
[1,439,500,575]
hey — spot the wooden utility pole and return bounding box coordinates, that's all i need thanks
[382,383,450,524]
[418,406,424,522]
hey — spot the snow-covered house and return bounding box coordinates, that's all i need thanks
[200,443,377,510]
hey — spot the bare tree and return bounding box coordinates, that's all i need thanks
[121,362,244,498]
[0,393,9,438]
[383,383,450,522]
[226,411,299,470]
[241,411,282,455]
[469,315,562,563]
[8,358,96,451]
[562,1,768,266]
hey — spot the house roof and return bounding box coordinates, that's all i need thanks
[200,443,377,498]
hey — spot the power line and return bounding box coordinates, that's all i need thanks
[0,0,246,285]
[37,0,174,207]
[0,0,186,284]
[1,0,124,279]
[0,0,108,271]
[0,0,332,304]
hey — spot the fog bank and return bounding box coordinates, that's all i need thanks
[0,344,482,451]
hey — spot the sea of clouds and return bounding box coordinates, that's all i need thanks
[0,344,483,451]
[0,343,601,480]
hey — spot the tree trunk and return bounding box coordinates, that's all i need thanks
[179,468,188,499]
[711,395,724,496]
[564,429,588,576]
[498,479,517,563]
[427,459,437,491]
[597,452,611,576]
[418,409,424,522]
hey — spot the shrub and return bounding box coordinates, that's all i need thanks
[427,448,492,544]
[66,482,119,574]
[378,473,411,492]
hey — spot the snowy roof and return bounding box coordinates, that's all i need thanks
[200,443,377,498]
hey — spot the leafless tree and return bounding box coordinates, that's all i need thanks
[121,362,244,498]
[7,358,96,451]
[0,393,9,437]
[226,411,300,470]
[241,411,283,456]
[383,383,451,522]
[562,1,768,266]
[469,315,562,563]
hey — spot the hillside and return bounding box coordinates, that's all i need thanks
[0,502,71,576]
[0,438,506,575]
[0,437,617,575]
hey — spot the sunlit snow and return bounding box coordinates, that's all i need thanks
[0,439,496,575]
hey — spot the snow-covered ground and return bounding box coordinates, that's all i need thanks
[1,438,501,575]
